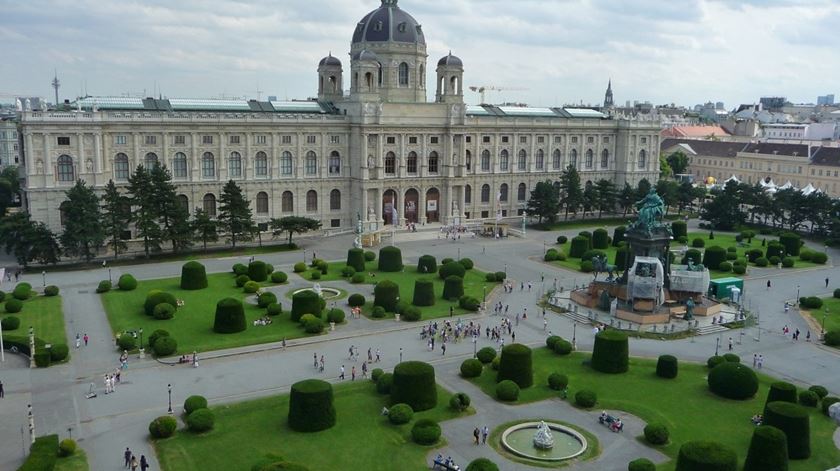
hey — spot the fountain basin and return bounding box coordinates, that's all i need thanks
[501,421,587,462]
[291,287,343,300]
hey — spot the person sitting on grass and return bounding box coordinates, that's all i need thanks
[751,414,763,425]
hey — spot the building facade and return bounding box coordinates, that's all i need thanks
[20,0,660,234]
[0,119,21,169]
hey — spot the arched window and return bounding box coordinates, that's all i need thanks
[329,151,341,175]
[203,193,216,217]
[464,184,472,203]
[552,149,562,170]
[518,149,527,171]
[256,191,268,214]
[255,151,268,177]
[114,153,130,180]
[177,195,189,212]
[399,62,409,86]
[305,151,317,175]
[229,151,242,177]
[144,152,158,169]
[330,189,341,210]
[173,152,187,178]
[281,151,293,175]
[499,183,509,202]
[601,149,609,168]
[306,190,318,212]
[281,191,294,212]
[481,150,491,171]
[499,150,509,171]
[517,183,527,201]
[585,149,593,168]
[570,149,578,168]
[57,155,74,182]
[365,72,373,92]
[465,150,472,171]
[385,152,396,174]
[428,151,439,173]
[480,184,491,203]
[638,150,647,168]
[202,152,215,178]
[536,149,545,170]
[407,152,418,174]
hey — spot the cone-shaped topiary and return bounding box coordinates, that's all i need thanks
[592,228,609,249]
[671,221,687,239]
[378,246,403,272]
[764,401,810,459]
[442,275,464,301]
[569,236,589,258]
[374,280,400,312]
[248,261,268,282]
[497,343,533,388]
[439,261,466,280]
[592,330,629,374]
[412,279,436,306]
[288,379,336,432]
[612,226,626,246]
[213,298,246,333]
[675,440,737,471]
[656,355,678,379]
[346,248,366,273]
[708,362,758,400]
[765,381,798,413]
[291,290,323,322]
[743,425,789,471]
[180,261,208,290]
[417,255,437,274]
[391,361,437,411]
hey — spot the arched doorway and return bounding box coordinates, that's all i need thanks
[404,189,419,224]
[425,188,440,223]
[382,189,399,225]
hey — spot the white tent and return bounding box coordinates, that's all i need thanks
[801,183,816,195]
[725,175,740,183]
[778,181,794,190]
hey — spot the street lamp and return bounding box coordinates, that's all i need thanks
[715,336,720,356]
[572,322,577,350]
[167,384,173,414]
[28,327,35,369]
[303,249,307,264]
[41,271,46,288]
[823,308,828,335]
[543,240,546,254]
[108,268,112,283]
[139,328,144,349]
[796,285,800,304]
[28,404,34,444]
[504,263,508,276]
[399,348,403,363]
[483,285,487,302]
[472,335,477,358]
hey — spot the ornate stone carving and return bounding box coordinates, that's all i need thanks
[533,421,554,449]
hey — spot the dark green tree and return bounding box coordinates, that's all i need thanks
[558,165,583,219]
[191,208,218,251]
[700,180,745,230]
[0,212,60,266]
[655,179,679,215]
[59,180,104,261]
[270,216,322,246]
[582,182,597,218]
[525,180,560,224]
[0,165,20,216]
[619,183,635,216]
[636,178,652,200]
[101,180,130,258]
[666,151,689,176]
[217,180,255,248]
[659,155,672,179]
[127,165,162,257]
[594,179,617,218]
[150,165,192,252]
[676,181,694,214]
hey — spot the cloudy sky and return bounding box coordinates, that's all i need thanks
[2,0,838,108]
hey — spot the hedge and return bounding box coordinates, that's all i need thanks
[722,353,740,363]
[271,271,288,283]
[244,280,260,293]
[293,262,306,273]
[466,458,499,471]
[417,255,437,274]
[411,419,441,445]
[364,250,376,261]
[459,258,474,270]
[180,261,208,290]
[708,362,758,400]
[153,303,176,320]
[825,330,840,346]
[232,263,247,275]
[691,238,705,248]
[187,408,215,433]
[798,390,819,407]
[245,261,267,282]
[460,358,483,378]
[302,316,324,333]
[347,248,366,273]
[58,438,76,457]
[235,274,250,287]
[765,382,798,412]
[450,392,471,411]
[809,385,828,399]
[438,261,466,280]
[766,241,785,259]
[288,379,336,432]
[569,236,589,258]
[117,333,136,351]
[811,252,828,264]
[779,232,801,256]
[671,221,687,238]
[374,280,400,312]
[184,395,208,415]
[348,293,366,307]
[764,401,810,459]
[1,316,20,331]
[388,403,414,425]
[117,274,137,291]
[615,246,635,271]
[718,261,732,272]
[782,257,794,268]
[378,246,403,272]
[153,336,178,356]
[547,372,569,391]
[497,343,533,388]
[613,226,626,246]
[371,306,386,318]
[592,228,609,249]
[267,303,283,316]
[702,246,726,270]
[18,434,58,471]
[96,280,112,293]
[442,275,464,301]
[213,298,246,333]
[575,389,597,408]
[675,441,737,471]
[707,355,726,368]
[557,235,568,245]
[410,279,435,307]
[459,295,480,311]
[822,396,839,416]
[755,257,769,267]
[291,290,323,322]
[148,329,170,349]
[33,348,51,367]
[476,347,496,364]
[149,416,178,439]
[392,361,437,411]
[733,264,746,275]
[44,285,59,296]
[144,290,178,316]
[5,298,23,313]
[13,282,32,300]
[656,355,678,379]
[258,292,278,308]
[376,373,393,394]
[743,425,789,471]
[552,338,573,355]
[628,458,655,471]
[326,308,345,324]
[591,330,629,374]
[644,423,669,445]
[496,380,520,401]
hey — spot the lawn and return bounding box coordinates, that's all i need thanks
[296,260,497,320]
[1,293,67,346]
[815,297,840,335]
[54,449,89,471]
[155,381,470,471]
[469,349,840,471]
[101,272,317,354]
[535,214,687,231]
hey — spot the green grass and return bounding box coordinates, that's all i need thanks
[154,381,470,471]
[815,297,840,334]
[536,214,687,231]
[1,294,67,346]
[54,449,89,471]
[101,273,316,354]
[469,349,840,471]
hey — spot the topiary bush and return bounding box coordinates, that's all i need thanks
[496,380,520,402]
[779,232,801,256]
[235,274,250,287]
[557,235,568,245]
[351,272,365,284]
[233,263,248,275]
[615,246,635,271]
[258,292,278,308]
[326,308,345,324]
[180,261,208,290]
[271,271,288,283]
[417,254,437,274]
[12,282,32,300]
[96,280,112,293]
[1,316,20,331]
[388,403,414,425]
[691,238,705,248]
[764,401,810,459]
[822,396,839,416]
[184,395,208,415]
[801,296,823,309]
[733,264,747,275]
[374,280,400,312]
[267,303,283,316]
[671,221,687,239]
[370,368,384,382]
[148,329,170,349]
[547,373,569,391]
[213,298,246,333]
[49,343,69,362]
[575,389,597,408]
[569,236,589,258]
[798,390,819,408]
[288,379,336,432]
[552,338,573,355]
[33,348,51,367]
[743,425,789,471]
[43,285,59,296]
[485,272,497,282]
[347,248,366,273]
[450,392,471,412]
[497,343,533,388]
[544,249,560,261]
[5,298,22,313]
[747,248,763,263]
[781,257,794,268]
[153,303,176,320]
[628,458,655,471]
[303,316,324,334]
[392,361,437,411]
[364,250,376,261]
[411,419,441,445]
[144,290,178,316]
[459,258,474,270]
[702,246,726,270]
[149,415,177,439]
[371,306,386,318]
[707,355,725,369]
[808,385,828,399]
[245,261,267,282]
[681,248,702,266]
[656,355,678,379]
[459,295,480,311]
[476,347,496,364]
[580,249,607,263]
[291,290,323,322]
[811,252,828,264]
[466,458,499,471]
[612,226,626,246]
[376,372,393,394]
[438,261,466,280]
[491,357,500,371]
[825,330,840,346]
[340,266,356,278]
[592,330,629,374]
[765,382,798,411]
[378,246,403,272]
[675,440,737,471]
[717,261,732,272]
[348,293,366,307]
[768,255,781,265]
[461,358,483,378]
[58,438,76,457]
[293,262,307,273]
[412,279,436,307]
[186,408,215,433]
[755,257,769,267]
[401,305,422,321]
[243,280,260,293]
[644,423,669,445]
[580,260,594,272]
[722,353,740,363]
[592,228,609,249]
[442,275,464,301]
[494,271,506,281]
[118,333,136,351]
[153,335,177,356]
[117,274,137,291]
[708,362,758,400]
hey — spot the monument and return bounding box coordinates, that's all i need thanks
[533,421,555,449]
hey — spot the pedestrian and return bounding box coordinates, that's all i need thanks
[826,277,830,288]
[806,330,811,342]
[340,365,345,380]
[282,338,286,350]
[124,447,132,468]
[83,333,89,346]
[367,347,372,362]
[511,331,516,342]
[543,318,548,331]
[130,455,138,471]
[314,353,318,369]
[767,280,771,290]
[0,380,4,398]
[351,366,356,381]
[728,337,733,351]
[375,348,381,362]
[319,355,325,373]
[473,427,480,445]
[441,344,446,355]
[140,455,149,471]
[449,306,454,317]
[757,355,763,369]
[752,354,757,367]
[515,313,519,326]
[482,425,489,444]
[75,333,81,349]
[349,345,354,360]
[362,361,368,378]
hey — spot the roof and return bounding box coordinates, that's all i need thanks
[661,125,730,138]
[352,0,425,46]
[319,54,342,67]
[660,138,745,158]
[437,53,463,67]
[742,142,809,156]
[72,96,334,114]
[465,105,607,119]
[810,147,840,167]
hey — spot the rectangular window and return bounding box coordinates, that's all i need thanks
[571,137,578,144]
[430,136,439,144]
[603,137,609,143]
[173,158,187,178]
[229,135,240,145]
[174,135,185,145]
[554,136,561,144]
[386,136,396,144]
[306,135,317,144]
[114,135,127,145]
[255,135,267,145]
[587,136,594,144]
[409,136,417,144]
[537,136,545,144]
[641,137,648,144]
[57,136,70,146]
[282,135,292,144]
[520,136,527,144]
[145,135,157,145]
[502,136,509,144]
[465,136,472,143]
[331,219,341,228]
[330,135,340,144]
[481,211,489,219]
[483,136,491,143]
[202,135,213,145]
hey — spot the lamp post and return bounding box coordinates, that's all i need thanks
[41,271,46,288]
[303,249,307,264]
[167,384,173,414]
[715,336,720,356]
[108,268,112,283]
[27,404,34,444]
[543,240,546,254]
[483,285,487,302]
[822,308,828,336]
[504,263,508,276]
[572,322,577,350]
[28,326,35,369]
[138,328,145,359]
[472,335,477,358]
[796,285,800,304]
[399,348,403,363]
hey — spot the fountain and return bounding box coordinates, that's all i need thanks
[501,421,587,462]
[533,421,554,449]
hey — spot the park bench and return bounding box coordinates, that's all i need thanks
[598,413,624,432]
[432,458,460,470]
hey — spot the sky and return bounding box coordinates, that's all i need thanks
[1,0,839,109]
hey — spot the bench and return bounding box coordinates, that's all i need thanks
[598,414,624,432]
[432,459,460,471]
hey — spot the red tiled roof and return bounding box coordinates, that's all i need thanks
[661,126,731,138]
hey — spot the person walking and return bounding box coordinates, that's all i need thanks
[351,366,356,381]
[75,333,81,349]
[314,353,318,369]
[767,280,771,290]
[339,365,345,380]
[375,349,381,362]
[83,333,89,346]
[482,425,489,444]
[728,337,733,351]
[441,344,446,355]
[473,427,480,445]
[130,455,138,471]
[752,354,757,367]
[0,380,4,398]
[361,361,368,379]
[826,277,830,288]
[140,455,149,471]
[124,448,132,468]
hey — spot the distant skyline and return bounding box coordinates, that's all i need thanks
[1,0,838,108]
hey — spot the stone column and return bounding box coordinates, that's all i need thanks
[190,133,198,181]
[25,133,35,177]
[219,132,226,181]
[77,133,85,177]
[43,134,53,188]
[418,187,426,225]
[94,132,103,176]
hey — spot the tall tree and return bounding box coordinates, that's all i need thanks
[59,180,104,261]
[557,165,583,219]
[269,216,322,246]
[655,179,679,215]
[525,180,560,224]
[636,178,652,200]
[101,180,131,259]
[582,183,597,218]
[150,164,192,252]
[594,179,617,218]
[127,165,162,257]
[659,155,672,179]
[676,181,694,215]
[191,208,219,251]
[619,183,635,217]
[700,180,745,230]
[665,151,689,176]
[217,180,255,248]
[0,165,20,217]
[0,212,60,266]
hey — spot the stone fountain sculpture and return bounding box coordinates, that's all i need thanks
[533,421,555,449]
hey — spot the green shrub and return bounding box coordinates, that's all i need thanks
[5,298,23,313]
[612,226,626,246]
[811,252,828,264]
[58,438,76,457]
[552,338,573,355]
[148,329,170,349]
[717,261,732,272]
[401,305,422,322]
[376,373,393,394]
[592,330,629,374]
[371,306,386,318]
[450,392,471,412]
[13,282,32,300]
[707,355,725,369]
[580,260,594,272]
[779,232,801,256]
[96,280,112,293]
[569,236,589,258]
[153,303,176,320]
[614,246,635,271]
[293,262,306,273]
[410,279,435,307]
[628,458,655,471]
[153,335,177,356]
[722,353,740,363]
[755,257,769,267]
[765,382,797,411]
[547,373,568,391]
[677,235,688,244]
[43,285,59,296]
[557,235,569,244]
[213,298,246,333]
[291,290,323,322]
[575,389,597,408]
[743,425,789,471]
[388,403,414,425]
[243,280,260,293]
[326,308,345,324]
[708,362,758,400]
[364,250,376,261]
[822,396,839,415]
[702,246,726,270]
[378,246,403,272]
[235,274,250,287]
[494,271,506,281]
[288,379,336,432]
[303,317,324,333]
[733,264,746,275]
[580,249,607,263]
[485,272,497,281]
[691,238,705,248]
[117,274,137,291]
[374,280,400,312]
[578,231,593,244]
[546,335,561,349]
[310,258,323,268]
[347,248,366,273]
[747,248,764,263]
[497,343,533,388]
[371,368,384,382]
[258,292,278,308]
[1,316,20,330]
[442,275,465,301]
[681,248,702,266]
[348,294,365,308]
[779,256,793,268]
[187,408,215,433]
[476,347,496,364]
[232,263,247,275]
[834,289,840,299]
[149,415,177,438]
[33,348,50,367]
[799,250,813,261]
[118,333,136,351]
[496,380,520,402]
[438,261,466,280]
[801,296,823,309]
[768,255,781,265]
[271,271,288,283]
[184,395,208,415]
[316,260,328,274]
[340,266,356,278]
[491,357,500,371]
[351,272,365,284]
[825,330,840,346]
[459,295,480,311]
[725,252,737,261]
[267,303,283,316]
[180,261,208,290]
[764,401,810,459]
[644,423,669,445]
[265,264,274,274]
[49,343,69,362]
[798,390,819,407]
[671,221,687,238]
[809,385,828,399]
[411,419,441,445]
[144,290,178,316]
[544,249,559,261]
[460,358,483,378]
[392,361,437,411]
[675,440,737,471]
[466,458,499,471]
[766,242,785,259]
[592,228,609,249]
[656,355,678,379]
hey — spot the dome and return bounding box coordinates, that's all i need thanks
[351,0,425,46]
[438,52,462,67]
[319,54,342,67]
[351,49,379,62]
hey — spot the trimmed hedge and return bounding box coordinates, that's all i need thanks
[376,373,393,394]
[671,221,687,238]
[612,226,626,246]
[148,329,170,349]
[825,330,840,346]
[347,248,366,273]
[144,290,178,316]
[364,250,376,261]
[348,293,366,307]
[184,395,208,415]
[271,271,288,283]
[293,262,306,273]
[18,434,58,471]
[476,347,496,364]
[1,316,20,331]
[153,303,176,320]
[117,274,137,291]
[691,238,705,248]
[809,385,828,399]
[656,355,678,379]
[258,292,278,308]
[821,396,839,416]
[303,316,324,333]
[288,379,336,432]
[248,261,268,282]
[44,285,59,296]
[34,348,51,367]
[371,368,384,382]
[96,280,112,293]
[575,389,597,408]
[117,333,136,351]
[417,255,437,274]
[438,261,466,280]
[213,298,246,333]
[378,246,403,272]
[442,275,464,301]
[682,248,702,266]
[765,382,798,412]
[13,282,32,300]
[326,308,345,324]
[267,303,283,316]
[153,336,177,356]
[460,358,483,378]
[180,261,208,290]
[235,274,250,287]
[798,390,819,407]
[764,401,810,459]
[708,362,758,400]
[743,425,789,471]
[149,416,178,439]
[497,343,533,388]
[779,232,801,256]
[644,423,669,445]
[702,245,726,270]
[392,361,437,411]
[569,236,589,258]
[244,280,260,293]
[811,252,828,264]
[412,279,436,306]
[591,330,629,374]
[592,228,609,249]
[675,441,737,471]
[5,298,22,313]
[466,458,499,471]
[459,295,480,311]
[232,263,248,275]
[628,458,655,471]
[411,419,441,445]
[388,403,414,425]
[291,290,323,322]
[49,343,68,362]
[187,408,215,433]
[496,380,520,402]
[459,258,474,270]
[557,235,569,245]
[547,373,569,391]
[615,246,635,271]
[450,392,471,411]
[58,438,76,457]
[722,353,740,363]
[374,280,400,312]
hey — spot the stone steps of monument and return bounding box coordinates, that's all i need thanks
[695,324,730,336]
[559,310,593,325]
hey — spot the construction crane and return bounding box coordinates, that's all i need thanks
[468,85,529,105]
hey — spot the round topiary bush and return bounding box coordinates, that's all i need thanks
[258,292,278,308]
[33,348,50,367]
[370,368,384,382]
[12,283,32,300]
[544,249,559,261]
[718,261,732,272]
[288,379,336,432]
[96,280,112,293]
[765,382,798,411]
[248,261,268,282]
[291,290,323,322]
[271,271,288,284]
[371,306,386,318]
[118,333,136,351]
[374,280,400,312]
[235,274,250,287]
[244,281,261,293]
[347,248,366,273]
[644,423,669,445]
[232,263,248,275]
[628,458,655,471]
[691,238,705,248]
[808,385,828,399]
[580,260,594,273]
[44,285,59,296]
[1,316,20,331]
[411,419,441,445]
[153,303,176,320]
[656,355,678,379]
[153,335,177,357]
[364,250,376,261]
[822,396,840,416]
[466,459,499,471]
[459,295,480,311]
[707,355,725,369]
[766,242,785,259]
[675,441,737,471]
[388,403,414,425]
[575,389,597,408]
[376,372,393,394]
[184,395,208,415]
[476,347,496,364]
[348,293,365,308]
[303,317,324,333]
[755,257,769,267]
[764,401,810,459]
[722,353,740,363]
[293,262,307,273]
[180,261,208,290]
[458,257,474,270]
[326,308,345,324]
[490,356,500,371]
[148,329,169,349]
[265,264,274,274]
[450,392,471,411]
[58,438,76,457]
[402,305,422,321]
[496,380,520,402]
[494,271,506,281]
[825,330,840,346]
[781,256,794,268]
[4,298,23,313]
[733,264,747,275]
[708,362,758,400]
[378,246,403,272]
[412,279,435,306]
[186,408,215,433]
[438,261,466,280]
[546,335,561,349]
[460,358,483,378]
[703,246,726,270]
[417,255,437,274]
[592,228,609,249]
[671,221,687,239]
[557,235,569,245]
[118,274,137,291]
[485,273,497,282]
[552,338,573,355]
[350,272,365,284]
[267,303,283,316]
[681,248,702,266]
[144,290,178,316]
[811,252,828,264]
[213,298,246,334]
[798,390,819,408]
[340,266,356,278]
[769,255,781,265]
[743,425,789,471]
[547,373,569,391]
[497,343,533,388]
[592,330,629,374]
[392,361,437,411]
[50,343,69,362]
[442,275,464,301]
[149,415,177,439]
